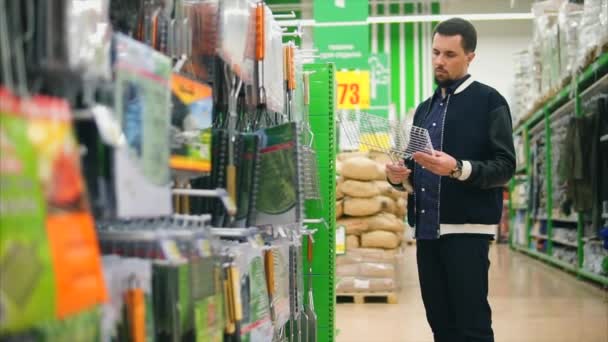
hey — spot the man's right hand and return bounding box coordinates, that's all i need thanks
[386,159,411,184]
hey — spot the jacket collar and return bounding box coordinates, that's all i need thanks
[454,75,475,94]
[433,74,474,99]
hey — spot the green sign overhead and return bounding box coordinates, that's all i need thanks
[313,0,368,22]
[314,25,369,70]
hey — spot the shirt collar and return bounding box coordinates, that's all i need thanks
[434,74,471,98]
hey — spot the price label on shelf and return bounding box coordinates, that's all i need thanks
[336,225,346,255]
[336,70,370,110]
[161,240,185,262]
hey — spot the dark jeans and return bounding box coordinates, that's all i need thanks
[417,234,494,342]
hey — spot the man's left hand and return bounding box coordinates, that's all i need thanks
[413,151,457,176]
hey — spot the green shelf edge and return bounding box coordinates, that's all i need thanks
[512,245,577,273]
[578,269,608,286]
[512,244,608,286]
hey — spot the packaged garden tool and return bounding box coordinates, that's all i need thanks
[287,240,303,342]
[263,248,277,335]
[113,33,172,218]
[253,123,303,227]
[170,73,213,176]
[218,0,256,84]
[0,89,57,334]
[100,256,154,342]
[0,89,107,334]
[191,254,224,342]
[271,238,292,333]
[183,0,219,83]
[66,0,113,79]
[234,133,261,228]
[228,241,273,342]
[222,256,242,342]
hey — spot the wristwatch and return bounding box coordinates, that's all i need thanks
[449,160,463,179]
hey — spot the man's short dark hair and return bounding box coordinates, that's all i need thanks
[434,18,477,52]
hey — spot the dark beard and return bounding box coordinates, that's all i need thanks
[434,76,456,88]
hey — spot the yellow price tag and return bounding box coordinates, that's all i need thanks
[335,70,370,110]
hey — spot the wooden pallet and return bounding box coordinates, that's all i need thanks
[336,292,398,304]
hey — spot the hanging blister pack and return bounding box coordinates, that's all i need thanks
[65,0,113,79]
[222,241,273,342]
[170,73,214,176]
[263,9,286,114]
[101,256,154,342]
[0,89,107,334]
[253,123,303,227]
[184,0,219,83]
[218,0,256,84]
[113,33,172,218]
[269,238,291,332]
[234,133,261,228]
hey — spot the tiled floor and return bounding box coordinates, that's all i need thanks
[336,244,608,342]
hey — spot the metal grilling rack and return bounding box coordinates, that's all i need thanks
[337,111,435,161]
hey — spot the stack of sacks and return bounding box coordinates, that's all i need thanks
[335,152,409,293]
[336,248,401,293]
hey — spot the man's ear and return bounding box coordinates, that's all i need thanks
[467,52,476,65]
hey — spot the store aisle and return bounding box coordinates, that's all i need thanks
[336,244,608,342]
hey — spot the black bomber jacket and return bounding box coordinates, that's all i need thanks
[393,78,516,230]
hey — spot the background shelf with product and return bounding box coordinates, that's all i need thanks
[0,1,338,341]
[508,0,608,286]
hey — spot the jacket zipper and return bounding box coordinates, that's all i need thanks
[412,101,433,237]
[436,94,451,237]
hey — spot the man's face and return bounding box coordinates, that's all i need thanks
[432,33,475,87]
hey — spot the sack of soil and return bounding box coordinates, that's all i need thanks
[343,197,383,217]
[367,212,405,233]
[337,217,370,235]
[341,157,382,181]
[346,235,360,249]
[336,277,396,293]
[339,179,380,198]
[337,151,369,161]
[361,230,400,249]
[336,200,344,219]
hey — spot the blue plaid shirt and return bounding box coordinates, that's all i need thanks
[413,75,470,239]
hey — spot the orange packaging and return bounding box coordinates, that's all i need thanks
[23,95,108,318]
[46,212,108,318]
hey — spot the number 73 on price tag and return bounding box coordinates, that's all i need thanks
[336,70,371,110]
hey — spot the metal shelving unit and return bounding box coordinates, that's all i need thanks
[551,238,578,248]
[303,62,337,342]
[509,52,608,287]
